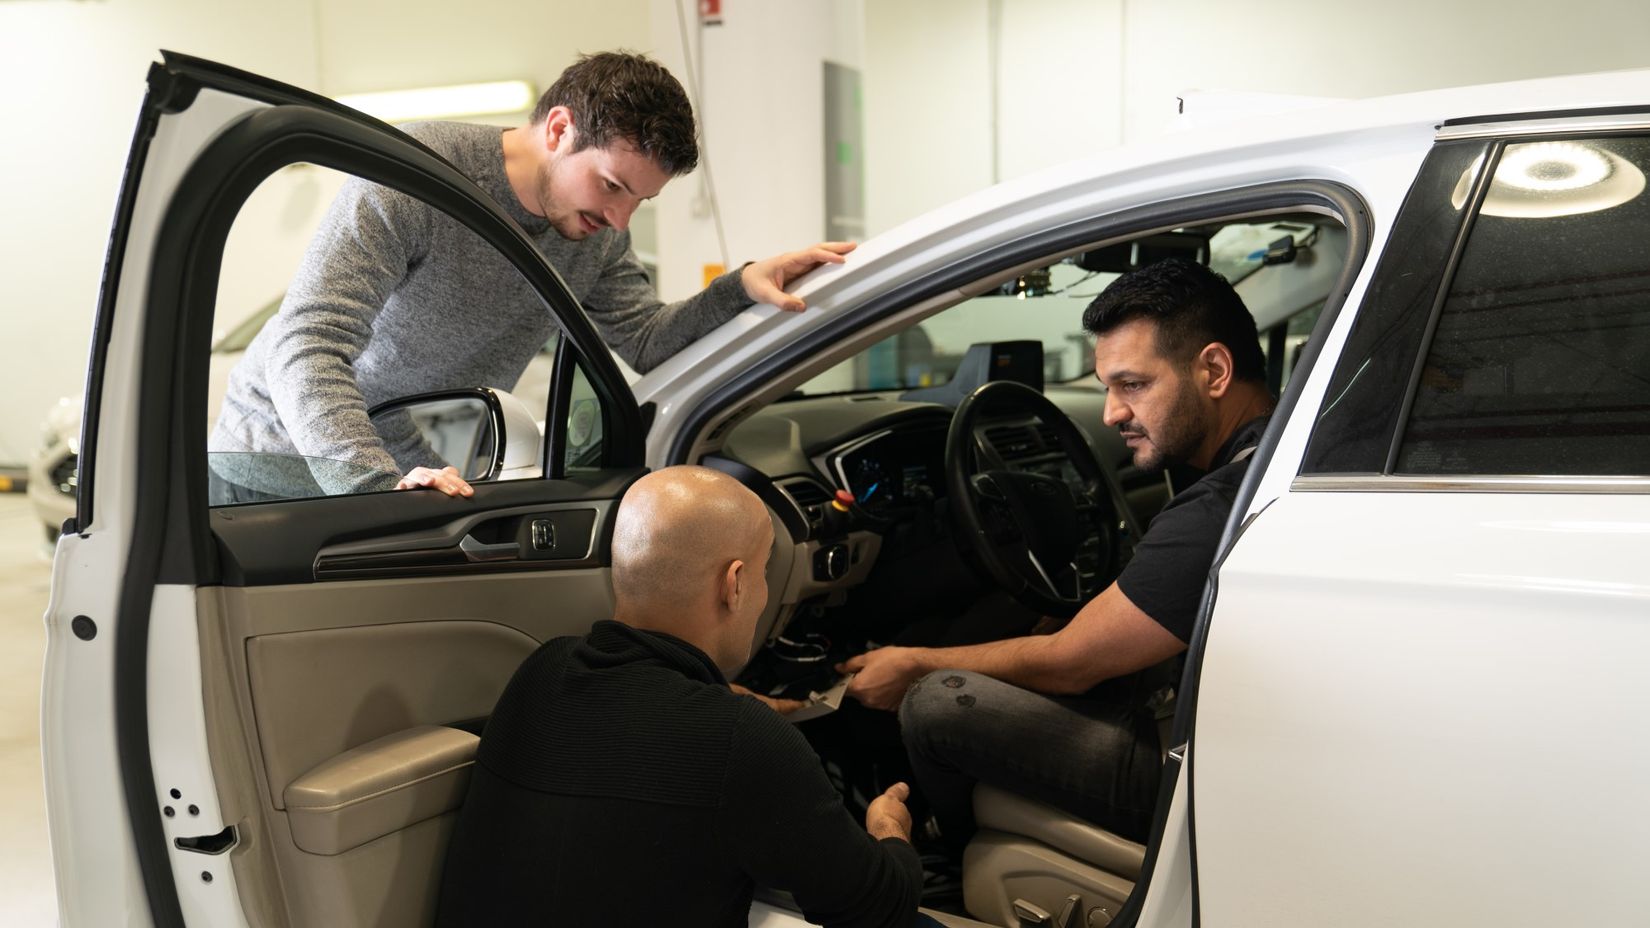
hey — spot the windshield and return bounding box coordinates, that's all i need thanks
[793,219,1321,397]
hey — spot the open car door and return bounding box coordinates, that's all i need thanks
[42,52,647,927]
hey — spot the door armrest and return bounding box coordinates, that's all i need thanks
[284,724,478,855]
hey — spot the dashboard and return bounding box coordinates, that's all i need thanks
[712,385,1173,650]
[720,384,1156,535]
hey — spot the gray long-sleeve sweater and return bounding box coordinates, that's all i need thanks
[208,121,751,487]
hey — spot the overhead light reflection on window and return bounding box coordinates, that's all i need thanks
[1450,140,1646,219]
[1495,141,1612,192]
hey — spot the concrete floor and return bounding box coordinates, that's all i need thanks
[0,494,58,924]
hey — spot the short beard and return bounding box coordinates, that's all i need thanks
[1126,379,1205,473]
[535,159,581,241]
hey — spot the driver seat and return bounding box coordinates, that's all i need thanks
[963,785,1145,927]
[959,695,1176,927]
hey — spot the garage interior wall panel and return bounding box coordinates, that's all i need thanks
[647,0,866,304]
[1118,0,1650,142]
[995,0,1124,183]
[9,0,1650,463]
[0,0,321,468]
[312,0,648,110]
[861,0,995,240]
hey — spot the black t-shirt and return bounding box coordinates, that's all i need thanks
[436,620,921,928]
[1114,415,1270,642]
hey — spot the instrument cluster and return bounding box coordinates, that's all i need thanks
[827,425,949,515]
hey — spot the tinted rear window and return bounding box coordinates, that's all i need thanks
[1396,136,1650,476]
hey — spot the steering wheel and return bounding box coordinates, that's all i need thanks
[945,381,1122,617]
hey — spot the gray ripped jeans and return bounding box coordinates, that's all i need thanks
[898,670,1162,846]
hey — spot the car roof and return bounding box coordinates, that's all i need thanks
[632,67,1650,417]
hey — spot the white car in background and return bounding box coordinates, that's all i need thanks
[41,52,1650,928]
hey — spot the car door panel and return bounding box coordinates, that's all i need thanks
[1192,490,1650,926]
[45,75,288,928]
[189,472,637,928]
[206,572,615,928]
[47,51,650,928]
[1184,124,1650,926]
[223,563,621,802]
[210,472,639,584]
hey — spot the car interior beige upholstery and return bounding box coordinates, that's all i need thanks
[284,724,479,856]
[245,620,535,812]
[244,619,535,928]
[204,570,613,927]
[200,509,857,927]
[753,507,803,648]
[964,784,1144,927]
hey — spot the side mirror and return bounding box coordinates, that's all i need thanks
[367,388,542,483]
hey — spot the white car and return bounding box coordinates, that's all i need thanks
[42,51,1650,928]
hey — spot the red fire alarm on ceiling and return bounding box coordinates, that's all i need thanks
[700,0,723,26]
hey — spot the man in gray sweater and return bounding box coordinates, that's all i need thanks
[209,52,851,500]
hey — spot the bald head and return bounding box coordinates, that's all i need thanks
[610,467,774,669]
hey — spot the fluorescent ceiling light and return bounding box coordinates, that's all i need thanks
[336,80,537,123]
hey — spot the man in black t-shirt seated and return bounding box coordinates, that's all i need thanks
[840,258,1275,846]
[437,467,923,927]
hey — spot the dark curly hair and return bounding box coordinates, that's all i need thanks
[531,51,699,176]
[1081,257,1266,383]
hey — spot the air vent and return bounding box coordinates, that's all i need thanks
[983,424,1031,455]
[777,479,832,534]
[983,423,1063,465]
[779,480,829,506]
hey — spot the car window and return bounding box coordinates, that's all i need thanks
[1259,301,1325,394]
[564,358,607,472]
[796,260,1104,395]
[1396,136,1650,476]
[205,163,575,504]
[1298,141,1492,475]
[792,218,1334,396]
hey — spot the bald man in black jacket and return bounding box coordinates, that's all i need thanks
[437,467,922,927]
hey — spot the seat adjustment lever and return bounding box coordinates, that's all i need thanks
[1054,894,1083,928]
[1011,894,1085,928]
[1012,899,1052,927]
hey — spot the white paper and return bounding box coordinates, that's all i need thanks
[785,674,853,724]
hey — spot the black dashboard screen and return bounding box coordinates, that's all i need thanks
[835,428,947,511]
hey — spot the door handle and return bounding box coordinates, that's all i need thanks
[459,535,519,562]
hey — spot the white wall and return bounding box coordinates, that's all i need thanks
[861,0,996,238]
[6,0,1650,465]
[997,0,1124,180]
[647,0,866,301]
[0,0,647,467]
[0,1,318,467]
[862,0,1129,234]
[862,0,1650,237]
[1118,0,1650,141]
[312,0,648,110]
